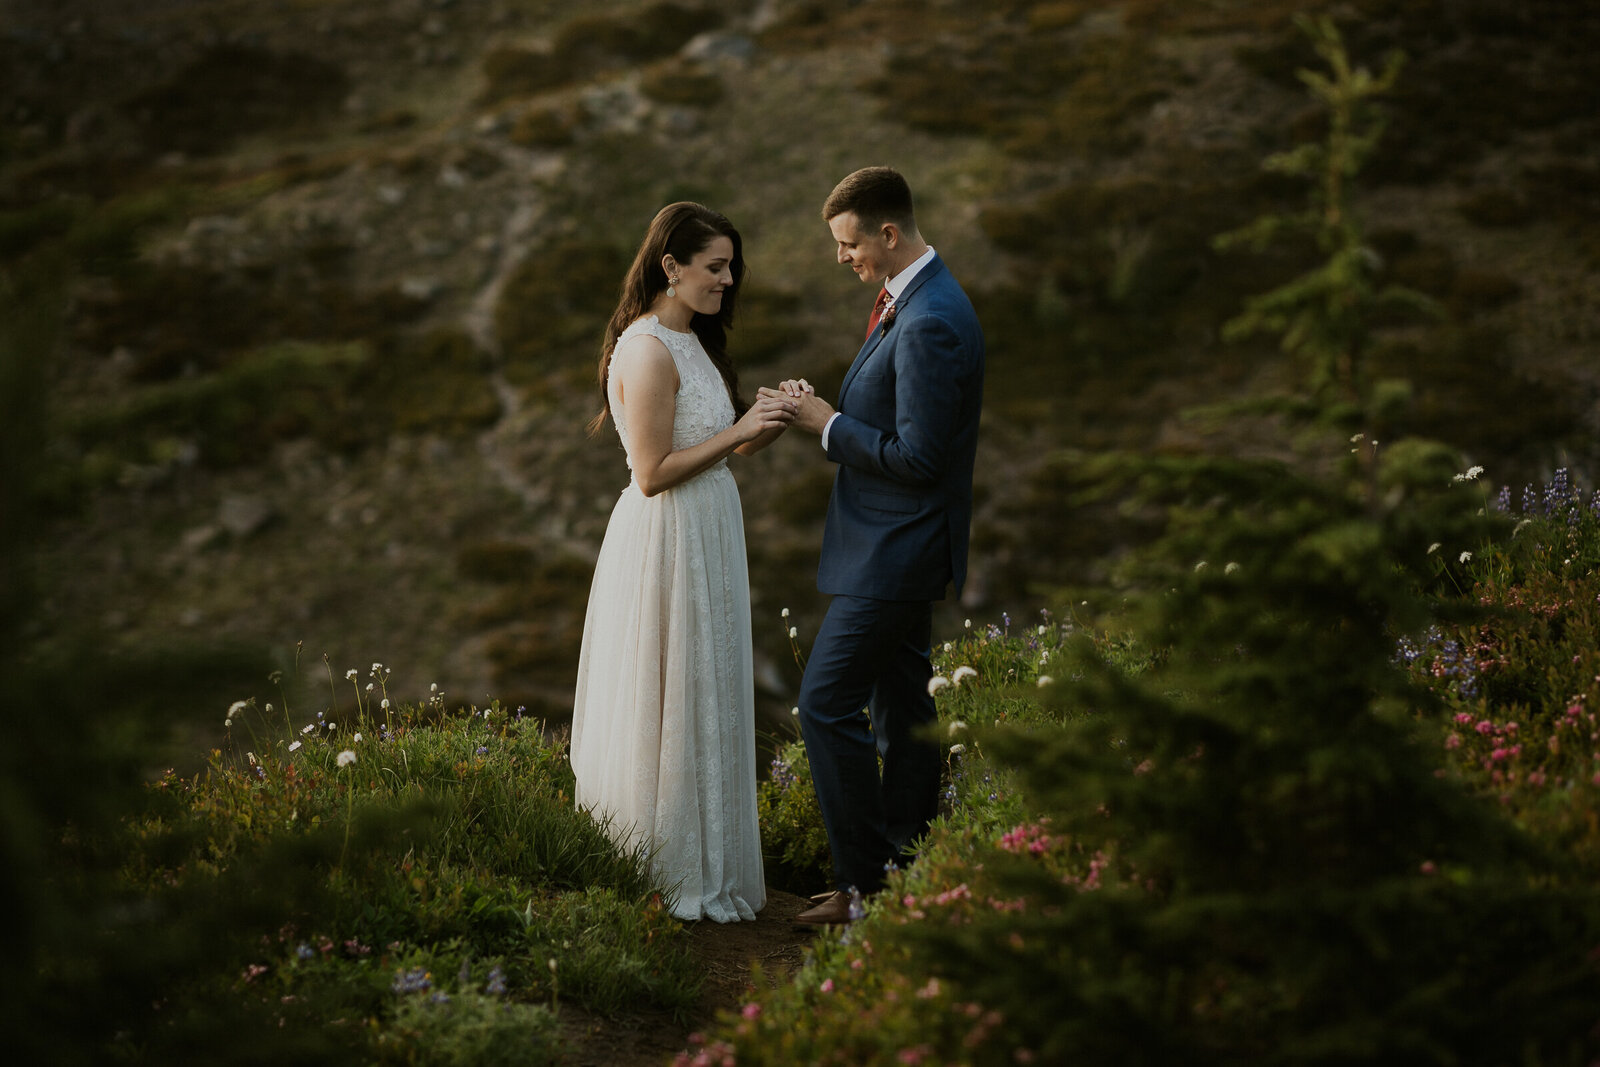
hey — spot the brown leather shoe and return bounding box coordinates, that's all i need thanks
[794,890,855,928]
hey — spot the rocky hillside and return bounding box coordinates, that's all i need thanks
[4,0,1597,752]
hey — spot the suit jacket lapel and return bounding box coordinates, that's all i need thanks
[837,255,946,407]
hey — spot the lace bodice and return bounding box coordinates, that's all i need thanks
[608,316,735,476]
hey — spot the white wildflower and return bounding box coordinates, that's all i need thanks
[927,676,952,696]
[1037,675,1054,687]
[790,706,799,717]
[789,627,798,639]
[943,641,952,653]
[781,607,790,618]
[1195,561,1208,573]
[301,723,316,735]
[345,669,357,680]
[951,665,978,686]
[948,721,967,736]
[964,618,971,629]
[949,743,966,756]
[264,703,273,714]
[288,741,302,752]
[336,749,356,767]
[1224,562,1240,574]
[381,699,390,710]
[366,683,374,692]
[430,683,438,693]
[1427,543,1441,554]
[228,700,249,716]
[353,732,363,743]
[1037,624,1047,636]
[372,662,382,673]
[1467,465,1483,480]
[1350,433,1364,443]
[1459,550,1472,563]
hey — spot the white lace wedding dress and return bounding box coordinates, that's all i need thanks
[570,315,766,922]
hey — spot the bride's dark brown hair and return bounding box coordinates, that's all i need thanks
[588,202,749,436]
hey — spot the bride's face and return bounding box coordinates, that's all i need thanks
[666,236,735,317]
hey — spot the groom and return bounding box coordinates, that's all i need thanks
[763,166,985,927]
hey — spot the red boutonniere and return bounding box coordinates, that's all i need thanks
[879,300,899,334]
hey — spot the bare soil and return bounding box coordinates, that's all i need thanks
[560,889,815,1067]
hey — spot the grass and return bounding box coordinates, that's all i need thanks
[105,684,698,1061]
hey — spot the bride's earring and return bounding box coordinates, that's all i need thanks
[666,273,680,298]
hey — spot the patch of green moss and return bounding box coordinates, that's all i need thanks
[124,44,349,156]
[508,104,580,149]
[480,3,724,104]
[63,340,370,470]
[638,60,723,107]
[495,238,630,388]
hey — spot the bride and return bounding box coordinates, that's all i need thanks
[569,203,794,922]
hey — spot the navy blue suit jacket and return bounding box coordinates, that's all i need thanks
[819,254,984,601]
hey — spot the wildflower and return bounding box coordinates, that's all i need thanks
[1194,560,1208,572]
[288,741,302,752]
[950,744,966,757]
[1037,675,1054,687]
[336,750,356,767]
[927,676,951,695]
[964,618,971,629]
[381,698,390,710]
[790,706,799,717]
[1427,543,1440,554]
[820,979,835,993]
[1224,562,1239,574]
[430,683,438,692]
[1459,550,1472,563]
[372,662,382,673]
[952,665,978,686]
[296,943,314,960]
[781,607,790,618]
[1037,625,1046,636]
[1350,433,1364,443]
[789,627,798,639]
[301,723,316,735]
[346,669,357,680]
[741,1002,762,1020]
[486,965,507,995]
[228,700,249,717]
[353,732,363,743]
[948,720,967,736]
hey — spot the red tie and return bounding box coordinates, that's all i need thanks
[864,287,890,339]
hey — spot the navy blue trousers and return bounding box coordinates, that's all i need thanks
[797,595,940,895]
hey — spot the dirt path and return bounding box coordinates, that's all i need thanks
[560,889,816,1066]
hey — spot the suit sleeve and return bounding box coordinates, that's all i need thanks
[825,312,974,487]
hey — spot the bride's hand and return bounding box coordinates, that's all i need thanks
[736,393,796,441]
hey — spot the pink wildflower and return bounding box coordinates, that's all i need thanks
[1445,734,1462,750]
[740,1002,761,1020]
[820,979,834,993]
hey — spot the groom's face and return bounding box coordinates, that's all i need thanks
[829,212,894,287]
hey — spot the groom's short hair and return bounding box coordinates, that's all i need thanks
[823,166,916,236]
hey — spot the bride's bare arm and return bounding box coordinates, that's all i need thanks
[613,336,795,497]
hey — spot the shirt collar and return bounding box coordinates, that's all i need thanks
[884,246,936,303]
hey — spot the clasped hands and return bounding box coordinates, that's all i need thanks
[757,379,834,435]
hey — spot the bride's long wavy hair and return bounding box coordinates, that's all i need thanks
[588,202,749,437]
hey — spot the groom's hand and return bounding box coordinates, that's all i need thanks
[760,382,833,435]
